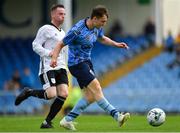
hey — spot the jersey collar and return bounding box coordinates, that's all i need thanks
[84,17,91,30]
[50,23,62,31]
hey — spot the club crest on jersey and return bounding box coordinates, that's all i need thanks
[51,78,56,84]
[86,35,91,41]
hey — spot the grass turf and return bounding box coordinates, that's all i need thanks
[0,114,180,132]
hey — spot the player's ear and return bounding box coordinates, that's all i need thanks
[92,16,97,21]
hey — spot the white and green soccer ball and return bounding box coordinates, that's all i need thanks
[147,108,166,127]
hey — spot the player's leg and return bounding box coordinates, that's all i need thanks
[87,78,130,127]
[61,78,130,130]
[41,69,68,128]
[41,84,68,128]
[60,61,96,130]
[60,88,94,131]
[15,71,56,105]
[62,88,94,121]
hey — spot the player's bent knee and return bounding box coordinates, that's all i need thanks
[58,91,68,98]
[45,86,57,99]
[85,94,95,103]
[94,86,102,94]
[47,93,56,99]
[56,84,68,98]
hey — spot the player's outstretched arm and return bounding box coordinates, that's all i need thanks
[50,41,65,68]
[98,36,129,49]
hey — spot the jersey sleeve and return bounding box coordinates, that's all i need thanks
[98,28,104,38]
[63,28,79,45]
[32,27,51,57]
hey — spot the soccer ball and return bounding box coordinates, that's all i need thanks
[147,108,166,127]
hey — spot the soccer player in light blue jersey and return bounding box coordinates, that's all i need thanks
[50,5,130,131]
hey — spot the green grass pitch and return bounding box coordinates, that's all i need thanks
[0,114,180,132]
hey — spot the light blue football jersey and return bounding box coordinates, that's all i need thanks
[63,18,104,66]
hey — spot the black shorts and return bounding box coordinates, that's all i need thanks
[39,68,68,89]
[69,60,96,89]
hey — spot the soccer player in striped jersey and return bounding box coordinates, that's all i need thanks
[51,5,130,131]
[15,4,68,129]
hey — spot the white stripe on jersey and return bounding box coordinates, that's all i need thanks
[32,24,67,75]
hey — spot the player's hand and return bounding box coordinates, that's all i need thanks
[117,42,129,49]
[50,58,57,68]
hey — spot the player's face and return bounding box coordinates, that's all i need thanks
[93,15,108,28]
[52,7,66,24]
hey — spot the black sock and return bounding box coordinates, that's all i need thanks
[29,90,48,100]
[45,96,66,123]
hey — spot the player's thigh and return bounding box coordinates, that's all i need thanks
[56,83,68,98]
[87,78,104,100]
[69,61,95,89]
[45,86,57,98]
[55,69,69,98]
